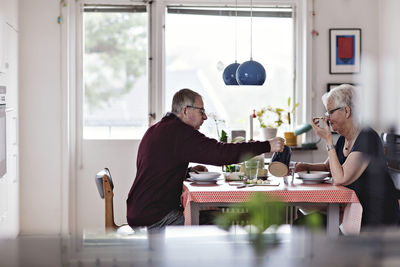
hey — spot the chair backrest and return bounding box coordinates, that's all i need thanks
[95,168,118,230]
[381,131,400,170]
[381,132,400,206]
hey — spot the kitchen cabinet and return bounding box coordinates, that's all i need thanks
[2,108,19,237]
[0,0,18,75]
[0,0,18,30]
[3,22,18,108]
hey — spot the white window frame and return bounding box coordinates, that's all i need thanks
[76,0,152,141]
[72,0,312,141]
[150,0,313,128]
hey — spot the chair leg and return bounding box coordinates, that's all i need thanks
[103,175,118,230]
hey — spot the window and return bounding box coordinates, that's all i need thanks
[82,5,148,139]
[165,6,294,140]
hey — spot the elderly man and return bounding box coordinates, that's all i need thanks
[127,88,284,231]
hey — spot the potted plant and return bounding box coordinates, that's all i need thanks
[283,96,300,146]
[256,97,299,145]
[255,106,284,141]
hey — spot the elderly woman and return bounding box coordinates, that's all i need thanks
[296,84,399,227]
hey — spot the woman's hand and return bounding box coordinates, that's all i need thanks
[294,161,330,173]
[312,117,333,145]
[294,162,309,173]
[191,165,208,173]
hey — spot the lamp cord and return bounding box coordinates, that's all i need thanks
[235,0,238,63]
[250,0,253,60]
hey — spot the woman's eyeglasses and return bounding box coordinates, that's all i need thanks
[324,107,344,117]
[187,106,206,116]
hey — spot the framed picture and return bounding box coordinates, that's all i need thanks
[327,83,352,92]
[327,83,359,92]
[329,28,361,74]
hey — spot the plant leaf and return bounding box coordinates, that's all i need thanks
[220,130,228,142]
[292,103,300,113]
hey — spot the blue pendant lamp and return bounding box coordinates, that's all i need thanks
[223,62,240,85]
[222,0,240,85]
[236,0,266,85]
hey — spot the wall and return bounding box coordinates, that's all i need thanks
[18,0,385,235]
[312,0,379,121]
[19,0,62,234]
[378,0,400,133]
[295,0,379,163]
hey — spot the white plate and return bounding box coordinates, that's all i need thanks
[188,179,218,185]
[298,177,330,184]
[189,172,221,181]
[298,171,330,179]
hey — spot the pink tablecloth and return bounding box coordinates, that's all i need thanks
[181,178,363,234]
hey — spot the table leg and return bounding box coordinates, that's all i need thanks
[190,202,200,225]
[327,203,339,237]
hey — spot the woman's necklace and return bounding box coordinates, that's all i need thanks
[344,141,350,150]
[344,128,361,150]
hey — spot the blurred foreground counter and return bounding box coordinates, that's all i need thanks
[1,225,400,266]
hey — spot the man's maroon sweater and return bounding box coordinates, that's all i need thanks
[126,113,271,227]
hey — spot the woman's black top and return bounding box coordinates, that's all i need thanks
[336,127,399,227]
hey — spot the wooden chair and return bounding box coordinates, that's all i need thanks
[95,168,119,231]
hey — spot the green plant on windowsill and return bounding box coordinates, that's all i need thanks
[284,96,300,130]
[207,112,226,141]
[219,129,228,142]
[256,97,299,130]
[283,96,300,146]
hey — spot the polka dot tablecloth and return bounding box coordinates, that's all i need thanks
[181,178,362,234]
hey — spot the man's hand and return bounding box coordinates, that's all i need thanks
[190,165,208,173]
[269,137,285,152]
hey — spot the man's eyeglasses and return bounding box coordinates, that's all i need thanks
[324,107,344,117]
[187,105,206,116]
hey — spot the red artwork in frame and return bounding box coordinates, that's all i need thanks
[329,29,361,74]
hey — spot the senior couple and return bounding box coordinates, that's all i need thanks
[127,85,399,231]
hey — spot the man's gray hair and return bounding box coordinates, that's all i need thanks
[171,88,202,114]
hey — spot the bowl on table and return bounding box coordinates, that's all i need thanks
[297,171,331,184]
[223,172,245,181]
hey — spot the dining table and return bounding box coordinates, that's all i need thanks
[181,175,363,236]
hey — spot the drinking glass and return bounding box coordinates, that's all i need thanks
[245,161,259,180]
[288,161,297,183]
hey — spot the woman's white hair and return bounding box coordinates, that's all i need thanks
[322,84,357,113]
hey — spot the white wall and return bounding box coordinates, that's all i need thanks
[378,0,400,133]
[312,0,379,126]
[18,0,393,235]
[295,0,380,163]
[19,0,63,234]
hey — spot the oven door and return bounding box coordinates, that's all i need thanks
[0,105,6,178]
